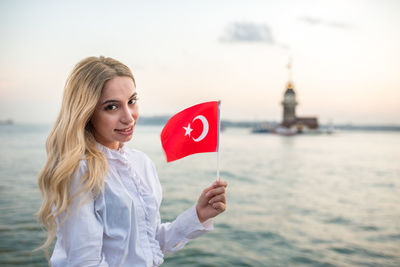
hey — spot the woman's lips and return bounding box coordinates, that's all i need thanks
[115,126,134,136]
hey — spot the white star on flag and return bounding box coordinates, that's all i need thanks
[183,123,193,137]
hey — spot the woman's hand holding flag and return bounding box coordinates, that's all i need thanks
[196,179,228,223]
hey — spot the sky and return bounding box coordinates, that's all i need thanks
[0,0,399,125]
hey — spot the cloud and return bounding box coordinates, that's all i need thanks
[299,16,352,29]
[219,22,275,44]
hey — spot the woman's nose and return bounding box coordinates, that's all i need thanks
[120,105,134,124]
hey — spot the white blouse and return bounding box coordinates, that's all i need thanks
[50,142,213,267]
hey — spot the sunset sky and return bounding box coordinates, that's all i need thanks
[0,0,399,125]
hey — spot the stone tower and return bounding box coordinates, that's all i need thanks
[280,58,319,130]
[281,58,297,126]
[281,81,297,125]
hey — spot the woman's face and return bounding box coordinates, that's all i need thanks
[90,76,139,150]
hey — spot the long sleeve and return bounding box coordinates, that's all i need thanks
[51,161,109,267]
[155,205,213,254]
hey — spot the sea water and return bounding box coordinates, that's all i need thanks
[0,124,399,266]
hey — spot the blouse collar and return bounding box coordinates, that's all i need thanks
[95,141,127,160]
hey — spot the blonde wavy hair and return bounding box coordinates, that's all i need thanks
[37,56,135,259]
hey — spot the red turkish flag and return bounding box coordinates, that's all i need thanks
[160,101,220,162]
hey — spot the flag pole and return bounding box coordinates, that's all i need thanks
[217,100,221,182]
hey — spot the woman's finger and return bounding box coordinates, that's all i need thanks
[213,180,228,188]
[208,194,226,205]
[201,184,215,196]
[203,180,228,194]
[212,202,226,212]
[205,186,225,198]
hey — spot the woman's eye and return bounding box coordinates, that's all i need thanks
[105,104,117,111]
[128,98,137,105]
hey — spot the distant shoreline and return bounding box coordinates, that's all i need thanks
[2,116,400,132]
[137,116,400,132]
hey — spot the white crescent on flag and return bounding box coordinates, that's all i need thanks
[192,115,209,142]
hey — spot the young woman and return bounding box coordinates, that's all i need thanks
[37,56,227,266]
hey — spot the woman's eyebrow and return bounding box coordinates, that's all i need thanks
[102,99,119,105]
[102,92,137,105]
